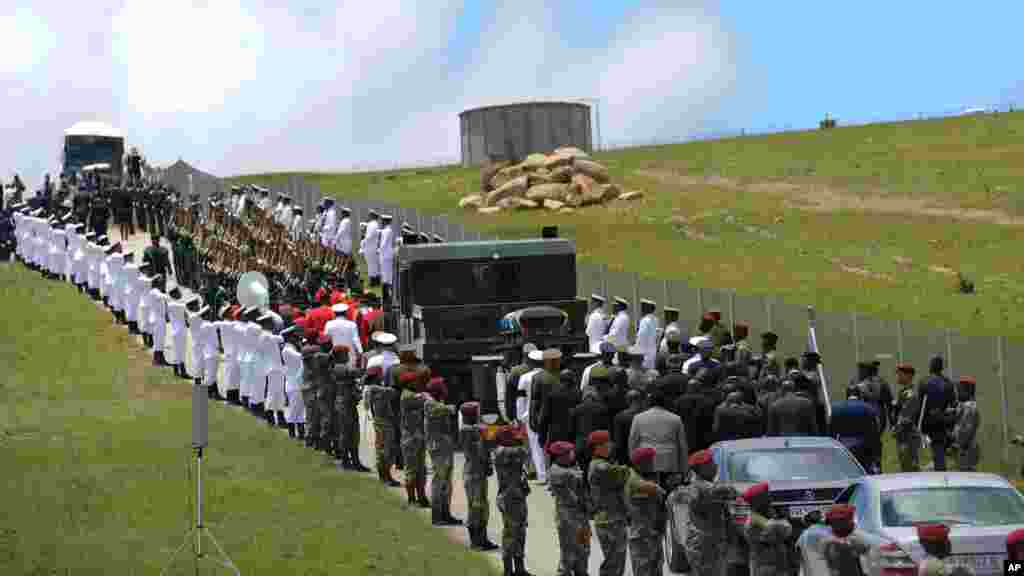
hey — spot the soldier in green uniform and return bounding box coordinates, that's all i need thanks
[364,366,401,486]
[318,343,344,457]
[494,425,533,576]
[893,364,922,472]
[546,441,590,576]
[301,338,323,450]
[460,402,500,551]
[398,368,431,508]
[681,449,738,576]
[742,482,793,576]
[809,504,870,576]
[142,234,170,292]
[334,350,368,470]
[951,376,981,471]
[625,446,667,576]
[424,377,461,526]
[587,430,630,576]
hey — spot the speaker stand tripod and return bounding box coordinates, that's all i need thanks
[161,447,240,575]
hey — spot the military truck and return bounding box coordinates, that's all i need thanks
[395,231,588,407]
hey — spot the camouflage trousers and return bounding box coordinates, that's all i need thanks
[319,387,337,442]
[554,508,590,576]
[684,529,723,576]
[954,443,980,471]
[897,435,921,472]
[628,522,665,576]
[463,475,490,531]
[497,495,528,558]
[335,399,358,453]
[373,420,395,469]
[593,519,628,576]
[302,389,321,442]
[429,448,453,513]
[401,437,427,484]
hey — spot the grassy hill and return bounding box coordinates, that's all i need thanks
[0,265,498,575]
[238,111,1024,341]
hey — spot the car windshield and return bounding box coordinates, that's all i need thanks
[880,486,1024,527]
[727,447,864,482]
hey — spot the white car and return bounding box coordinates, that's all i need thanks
[796,472,1024,576]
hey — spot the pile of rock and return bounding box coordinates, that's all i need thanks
[458,147,643,215]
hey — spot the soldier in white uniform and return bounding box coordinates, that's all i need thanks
[378,214,395,304]
[258,314,286,427]
[607,297,632,350]
[217,307,242,405]
[585,294,609,353]
[167,289,190,378]
[240,311,263,411]
[136,270,156,346]
[287,206,304,241]
[257,187,272,212]
[277,196,293,228]
[149,282,170,367]
[363,210,381,287]
[48,225,66,280]
[518,349,546,482]
[104,248,124,318]
[658,307,683,354]
[636,299,659,371]
[202,308,224,400]
[365,331,400,383]
[281,326,306,439]
[185,297,209,387]
[324,303,362,367]
[333,206,352,257]
[63,223,81,282]
[319,198,338,250]
[120,257,141,331]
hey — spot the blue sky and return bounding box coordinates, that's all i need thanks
[2,1,1022,188]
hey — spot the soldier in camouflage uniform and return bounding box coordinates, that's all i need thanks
[893,364,922,472]
[316,343,342,455]
[398,368,431,508]
[586,430,630,576]
[916,523,974,576]
[494,425,533,576]
[808,504,870,576]
[424,377,461,526]
[625,446,667,576]
[682,449,739,576]
[546,441,591,576]
[742,482,793,576]
[301,339,324,450]
[334,350,369,471]
[364,366,401,486]
[460,402,500,551]
[951,376,980,471]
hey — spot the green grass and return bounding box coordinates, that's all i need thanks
[235,110,1024,342]
[0,264,498,575]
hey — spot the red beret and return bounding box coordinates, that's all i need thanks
[279,305,292,318]
[426,377,447,397]
[315,288,329,303]
[496,426,520,447]
[547,441,575,458]
[460,402,480,418]
[332,345,350,354]
[825,504,855,522]
[742,482,771,503]
[702,313,715,322]
[733,323,749,338]
[399,372,418,384]
[959,376,976,387]
[330,291,345,305]
[293,316,307,327]
[318,333,331,345]
[1007,528,1024,548]
[291,308,305,320]
[896,364,916,374]
[708,310,721,321]
[916,523,950,543]
[688,449,714,467]
[587,430,611,448]
[366,366,383,378]
[631,447,657,466]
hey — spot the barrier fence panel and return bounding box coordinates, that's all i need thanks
[1005,338,1022,476]
[437,214,452,242]
[733,294,771,347]
[857,314,901,382]
[952,331,1003,473]
[900,319,947,378]
[669,280,701,332]
[814,310,859,403]
[576,262,602,302]
[769,298,810,361]
[605,269,635,335]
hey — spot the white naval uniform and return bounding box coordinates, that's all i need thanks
[105,254,124,310]
[517,368,546,482]
[283,343,306,424]
[243,323,263,405]
[201,321,221,391]
[71,233,88,285]
[607,310,631,349]
[121,265,139,323]
[323,315,362,367]
[263,333,286,414]
[187,309,204,379]
[62,226,77,280]
[287,215,304,241]
[149,289,169,352]
[585,308,609,353]
[167,300,188,365]
[636,313,659,371]
[320,207,337,249]
[220,321,242,395]
[363,219,380,279]
[334,215,352,255]
[379,224,395,286]
[49,229,67,277]
[87,242,102,292]
[138,279,155,336]
[365,349,399,386]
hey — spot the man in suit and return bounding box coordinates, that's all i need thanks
[765,376,820,436]
[628,380,688,489]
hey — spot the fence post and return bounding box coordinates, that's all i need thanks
[601,265,609,305]
[945,328,955,384]
[662,279,670,312]
[728,291,736,332]
[632,272,640,335]
[896,319,905,363]
[852,313,861,363]
[766,298,774,331]
[998,335,1009,475]
[697,288,704,314]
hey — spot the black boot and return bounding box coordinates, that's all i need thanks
[128,321,138,334]
[444,504,463,526]
[265,409,275,427]
[153,350,166,366]
[178,365,191,380]
[350,451,371,472]
[477,528,499,551]
[502,555,514,576]
[297,423,305,439]
[276,411,287,429]
[288,424,296,438]
[405,482,417,506]
[513,557,534,576]
[431,509,444,526]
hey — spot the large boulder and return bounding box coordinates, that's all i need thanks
[497,197,520,210]
[548,165,573,183]
[479,160,509,192]
[515,198,539,210]
[521,153,548,171]
[571,173,597,196]
[618,190,644,201]
[554,146,589,159]
[490,164,526,189]
[543,154,573,170]
[558,207,576,214]
[526,183,570,202]
[597,183,621,202]
[527,171,552,187]
[572,158,609,183]
[485,175,529,206]
[542,199,564,211]
[459,194,484,209]
[478,206,502,215]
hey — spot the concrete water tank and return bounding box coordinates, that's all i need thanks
[459,100,593,167]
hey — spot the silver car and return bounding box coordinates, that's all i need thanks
[796,472,1024,576]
